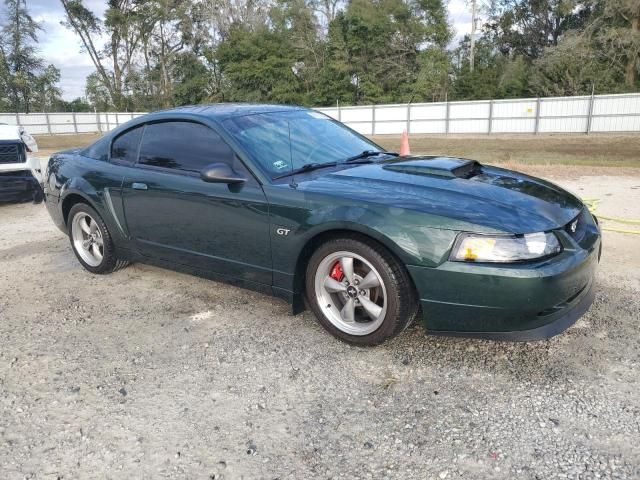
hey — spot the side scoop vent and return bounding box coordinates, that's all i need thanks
[383,157,481,179]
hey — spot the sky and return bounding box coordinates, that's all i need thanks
[27,0,474,101]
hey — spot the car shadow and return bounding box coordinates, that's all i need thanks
[379,281,638,385]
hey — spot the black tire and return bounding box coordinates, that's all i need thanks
[67,203,130,274]
[305,235,418,346]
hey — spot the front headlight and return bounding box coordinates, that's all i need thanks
[450,232,562,263]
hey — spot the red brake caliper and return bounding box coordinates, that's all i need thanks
[330,261,344,282]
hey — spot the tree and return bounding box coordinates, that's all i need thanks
[0,0,43,112]
[309,0,343,28]
[171,52,211,105]
[58,97,93,112]
[530,33,620,95]
[271,0,327,101]
[486,0,593,59]
[528,0,640,94]
[33,64,62,112]
[325,0,451,104]
[60,0,147,109]
[85,72,112,111]
[216,24,303,103]
[201,0,272,42]
[588,0,640,88]
[57,0,638,111]
[0,0,64,113]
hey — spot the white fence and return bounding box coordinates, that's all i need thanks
[0,111,146,135]
[317,93,640,135]
[2,92,640,135]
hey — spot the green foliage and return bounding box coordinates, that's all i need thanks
[216,25,302,103]
[530,34,622,96]
[0,0,65,112]
[453,0,639,99]
[1,0,638,113]
[321,0,452,104]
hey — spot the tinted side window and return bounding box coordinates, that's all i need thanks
[111,126,143,163]
[82,136,109,161]
[139,121,235,172]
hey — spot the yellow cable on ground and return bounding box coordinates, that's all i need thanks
[581,198,640,235]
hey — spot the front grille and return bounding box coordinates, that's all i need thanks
[0,142,25,164]
[0,169,32,178]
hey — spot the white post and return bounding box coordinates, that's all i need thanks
[45,112,52,135]
[445,100,450,135]
[586,84,595,134]
[372,105,376,135]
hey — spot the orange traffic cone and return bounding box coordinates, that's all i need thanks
[400,129,410,156]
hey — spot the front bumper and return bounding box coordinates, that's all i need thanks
[0,170,44,204]
[408,223,601,341]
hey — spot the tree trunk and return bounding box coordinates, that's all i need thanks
[626,15,639,87]
[112,35,124,110]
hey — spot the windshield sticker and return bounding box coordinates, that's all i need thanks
[273,160,289,170]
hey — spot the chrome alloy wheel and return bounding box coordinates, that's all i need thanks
[313,251,387,336]
[71,212,104,267]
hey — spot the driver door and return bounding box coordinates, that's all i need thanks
[121,120,272,285]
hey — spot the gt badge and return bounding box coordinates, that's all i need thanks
[276,227,291,236]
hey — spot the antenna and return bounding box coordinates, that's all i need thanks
[287,120,297,188]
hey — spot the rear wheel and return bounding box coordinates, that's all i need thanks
[68,203,129,274]
[305,236,418,345]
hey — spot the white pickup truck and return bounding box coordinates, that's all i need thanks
[0,123,43,203]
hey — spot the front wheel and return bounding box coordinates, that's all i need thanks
[305,236,418,346]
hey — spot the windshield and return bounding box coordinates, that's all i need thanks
[222,110,381,179]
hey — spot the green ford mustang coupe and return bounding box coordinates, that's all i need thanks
[44,104,601,345]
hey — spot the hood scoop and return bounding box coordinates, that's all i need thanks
[383,157,481,179]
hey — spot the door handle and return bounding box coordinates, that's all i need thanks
[131,182,148,190]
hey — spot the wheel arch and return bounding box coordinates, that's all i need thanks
[291,227,417,311]
[61,191,98,226]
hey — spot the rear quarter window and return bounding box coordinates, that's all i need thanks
[81,136,109,161]
[111,126,144,164]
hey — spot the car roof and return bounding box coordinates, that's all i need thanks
[153,103,307,121]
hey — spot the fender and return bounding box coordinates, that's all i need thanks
[296,219,415,265]
[60,177,104,215]
[271,203,459,296]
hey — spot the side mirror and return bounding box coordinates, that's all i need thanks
[200,162,246,184]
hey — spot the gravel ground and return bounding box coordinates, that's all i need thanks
[0,174,639,480]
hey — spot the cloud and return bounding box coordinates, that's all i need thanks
[448,0,474,41]
[29,0,106,100]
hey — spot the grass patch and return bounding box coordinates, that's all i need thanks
[33,132,640,173]
[372,134,640,169]
[34,133,102,150]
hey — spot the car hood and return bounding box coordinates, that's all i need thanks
[0,124,20,141]
[295,156,583,233]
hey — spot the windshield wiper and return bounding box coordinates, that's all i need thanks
[344,150,399,163]
[273,161,338,179]
[272,151,398,180]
